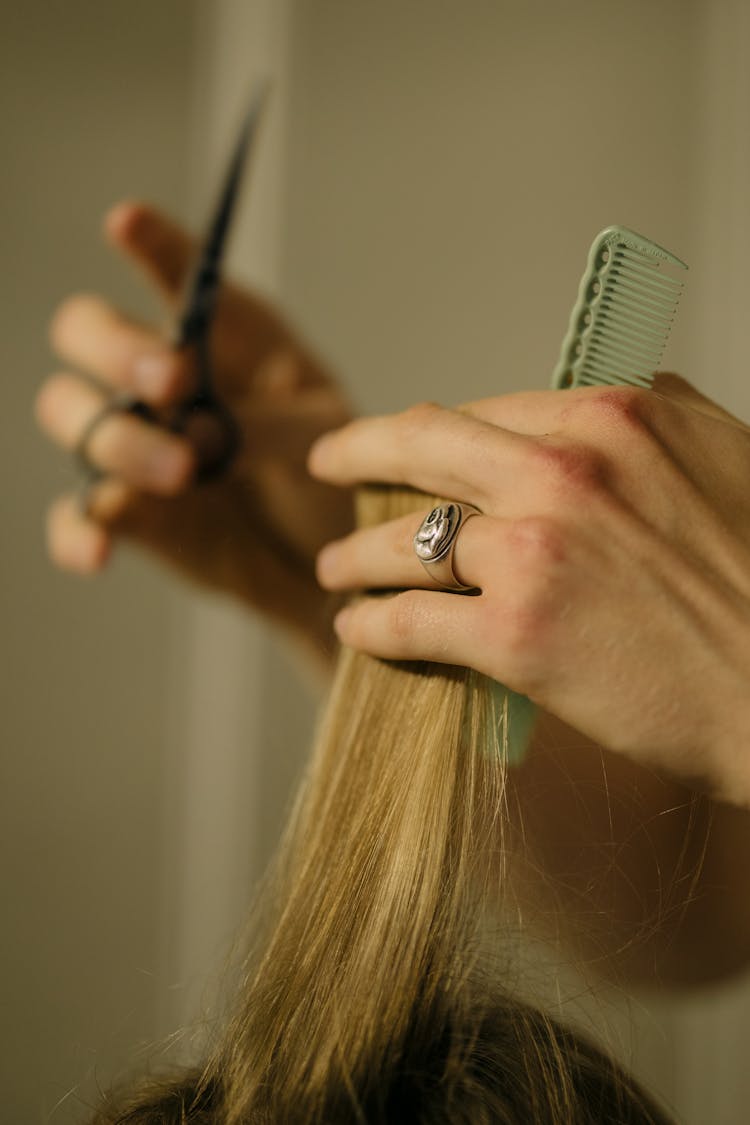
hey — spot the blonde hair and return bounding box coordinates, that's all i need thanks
[91,487,671,1124]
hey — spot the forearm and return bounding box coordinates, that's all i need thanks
[508,710,750,988]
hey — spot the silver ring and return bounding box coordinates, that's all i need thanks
[413,502,480,591]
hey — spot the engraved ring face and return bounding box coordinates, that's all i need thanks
[413,502,481,591]
[414,504,462,562]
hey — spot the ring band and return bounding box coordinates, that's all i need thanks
[74,395,155,517]
[413,502,481,591]
[73,394,153,482]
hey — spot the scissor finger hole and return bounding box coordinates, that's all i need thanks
[83,407,193,495]
[37,374,191,494]
[172,402,240,480]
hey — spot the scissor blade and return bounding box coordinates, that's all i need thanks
[175,80,270,349]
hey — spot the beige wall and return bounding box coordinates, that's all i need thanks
[282,0,699,411]
[1,4,193,1121]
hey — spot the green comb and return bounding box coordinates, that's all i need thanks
[551,226,687,391]
[500,226,688,768]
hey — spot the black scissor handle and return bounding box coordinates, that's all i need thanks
[75,394,156,485]
[76,392,240,489]
[76,83,267,501]
[168,391,241,482]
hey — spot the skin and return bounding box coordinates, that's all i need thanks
[307,384,750,982]
[36,201,353,668]
[37,203,750,984]
[309,383,750,811]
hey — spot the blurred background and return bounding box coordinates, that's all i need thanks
[3,1,750,1121]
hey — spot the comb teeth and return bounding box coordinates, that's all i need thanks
[551,227,687,390]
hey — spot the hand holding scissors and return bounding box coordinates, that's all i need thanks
[36,89,353,654]
[75,84,269,489]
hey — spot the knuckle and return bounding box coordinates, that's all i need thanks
[507,579,552,641]
[399,400,444,436]
[387,591,422,644]
[395,402,448,473]
[571,386,653,432]
[507,516,566,568]
[491,521,571,682]
[529,438,606,494]
[492,593,550,690]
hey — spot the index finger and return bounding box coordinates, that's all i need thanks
[308,401,528,509]
[104,201,195,304]
[105,200,310,387]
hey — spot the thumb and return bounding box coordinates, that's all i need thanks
[103,200,195,305]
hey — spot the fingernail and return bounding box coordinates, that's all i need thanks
[134,353,169,396]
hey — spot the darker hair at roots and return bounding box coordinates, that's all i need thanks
[86,486,672,1125]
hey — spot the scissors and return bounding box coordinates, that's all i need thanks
[76,81,269,493]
